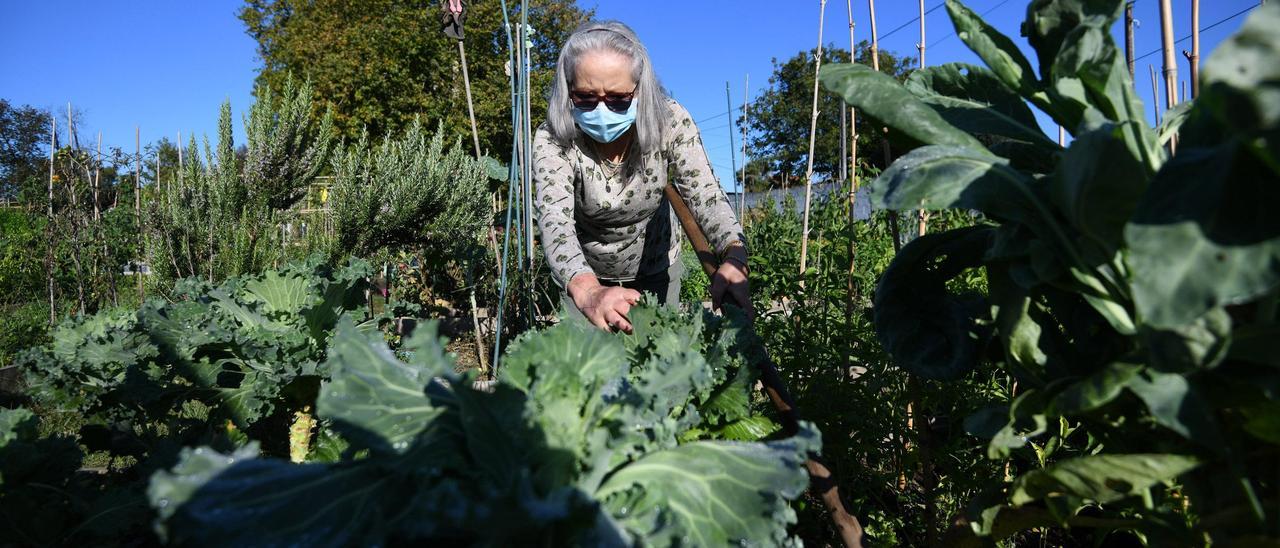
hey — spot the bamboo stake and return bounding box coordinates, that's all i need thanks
[1125,2,1136,78]
[868,0,900,252]
[739,74,750,220]
[1185,0,1200,98]
[917,0,926,68]
[798,0,828,282]
[520,9,535,323]
[916,0,928,238]
[93,132,101,222]
[136,126,145,302]
[48,116,56,324]
[725,81,739,218]
[1150,64,1162,124]
[845,0,859,375]
[458,40,482,158]
[67,105,87,314]
[841,98,848,184]
[1158,0,1178,109]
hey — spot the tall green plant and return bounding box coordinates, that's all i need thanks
[822,0,1280,543]
[326,119,489,258]
[146,78,335,288]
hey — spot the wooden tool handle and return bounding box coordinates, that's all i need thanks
[663,183,863,548]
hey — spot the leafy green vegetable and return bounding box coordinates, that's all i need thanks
[21,256,382,431]
[149,302,812,545]
[824,0,1280,543]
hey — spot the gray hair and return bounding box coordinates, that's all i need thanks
[547,21,669,156]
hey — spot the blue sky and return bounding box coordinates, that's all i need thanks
[0,0,1261,190]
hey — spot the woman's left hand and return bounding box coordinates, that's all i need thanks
[710,259,753,321]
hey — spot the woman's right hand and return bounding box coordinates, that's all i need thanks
[569,274,641,333]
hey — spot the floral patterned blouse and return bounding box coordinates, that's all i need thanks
[533,98,745,287]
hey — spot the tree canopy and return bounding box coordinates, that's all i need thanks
[239,0,592,156]
[0,100,51,202]
[741,41,913,191]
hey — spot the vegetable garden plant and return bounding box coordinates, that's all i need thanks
[147,301,813,546]
[821,0,1280,543]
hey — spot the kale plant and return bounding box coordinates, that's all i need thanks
[148,302,815,546]
[20,256,386,440]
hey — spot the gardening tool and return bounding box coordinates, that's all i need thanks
[663,184,864,548]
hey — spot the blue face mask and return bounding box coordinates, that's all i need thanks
[572,101,637,143]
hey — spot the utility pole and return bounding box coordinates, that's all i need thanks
[798,0,827,282]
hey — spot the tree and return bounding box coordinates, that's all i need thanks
[741,41,912,190]
[239,0,592,156]
[0,99,50,202]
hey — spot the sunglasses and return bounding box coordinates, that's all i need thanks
[570,86,637,113]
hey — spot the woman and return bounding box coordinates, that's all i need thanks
[534,20,751,333]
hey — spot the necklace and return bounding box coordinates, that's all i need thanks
[591,135,632,179]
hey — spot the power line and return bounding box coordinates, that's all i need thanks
[694,105,744,125]
[927,0,1015,49]
[1133,2,1259,63]
[879,1,946,43]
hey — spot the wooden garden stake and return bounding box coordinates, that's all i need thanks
[94,132,101,223]
[798,0,828,284]
[916,0,929,238]
[459,40,482,158]
[1150,64,1162,124]
[868,0,900,252]
[48,115,56,324]
[844,0,860,375]
[1125,2,1136,78]
[725,81,739,214]
[917,0,926,68]
[136,126,145,302]
[1158,0,1178,109]
[1184,0,1200,98]
[739,74,750,220]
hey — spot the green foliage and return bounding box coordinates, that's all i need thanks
[326,120,489,258]
[822,0,1280,543]
[0,99,49,202]
[148,301,812,545]
[0,406,152,545]
[147,77,335,288]
[742,42,913,188]
[239,0,592,152]
[743,189,1001,545]
[21,257,380,434]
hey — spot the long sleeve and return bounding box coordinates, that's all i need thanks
[665,102,747,256]
[532,126,593,287]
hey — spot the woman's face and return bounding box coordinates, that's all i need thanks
[572,51,636,99]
